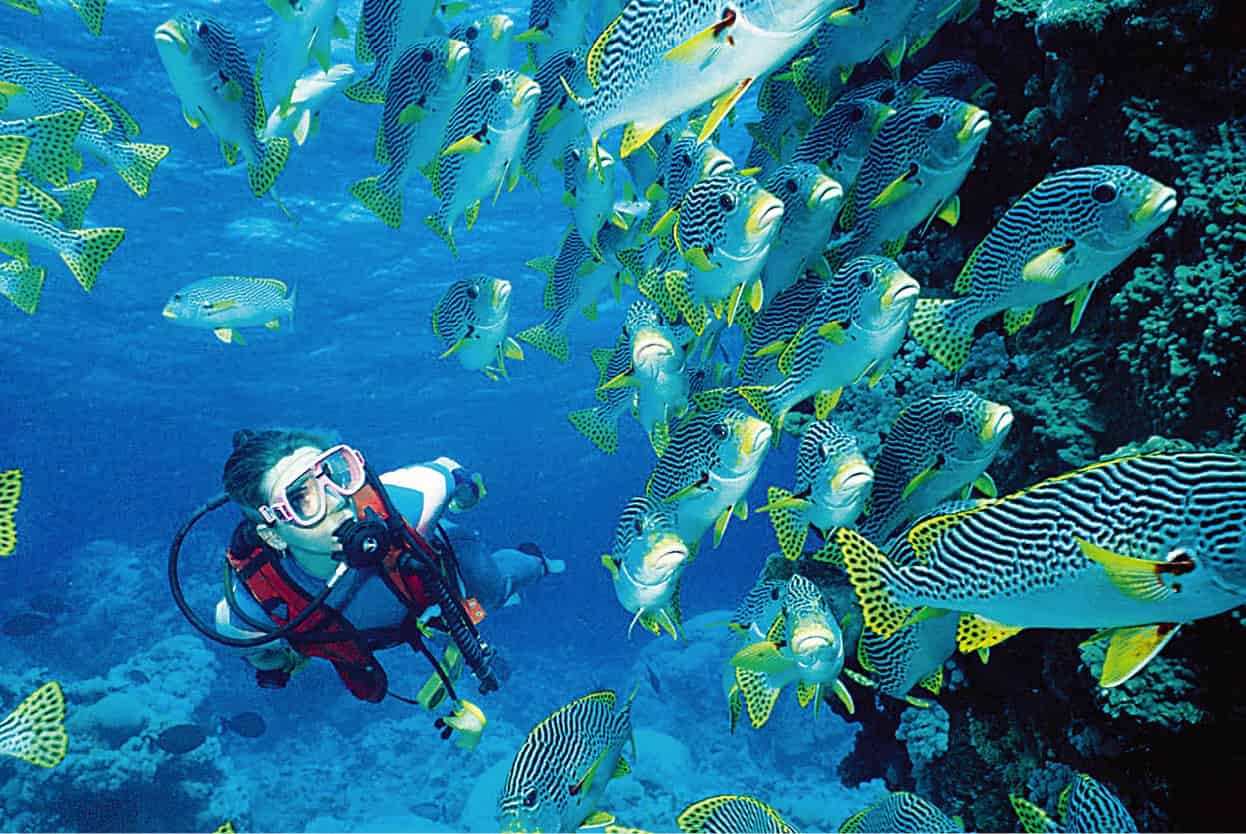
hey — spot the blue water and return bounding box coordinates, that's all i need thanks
[0,2,877,831]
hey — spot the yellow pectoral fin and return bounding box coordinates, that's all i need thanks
[1022,242,1074,284]
[867,171,918,208]
[754,338,788,358]
[536,104,563,135]
[600,553,619,580]
[712,506,733,547]
[901,463,939,500]
[0,82,25,97]
[648,207,678,238]
[439,336,470,359]
[972,472,997,497]
[644,182,667,202]
[698,76,755,144]
[684,247,714,272]
[503,337,525,360]
[398,103,427,125]
[729,641,792,675]
[599,370,639,390]
[829,677,855,714]
[1097,623,1181,688]
[1075,537,1183,602]
[748,279,764,313]
[442,135,485,155]
[817,320,849,342]
[937,194,961,226]
[663,18,733,65]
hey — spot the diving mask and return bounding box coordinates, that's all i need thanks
[258,445,367,527]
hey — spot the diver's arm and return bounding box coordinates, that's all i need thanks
[213,596,299,670]
[379,457,484,537]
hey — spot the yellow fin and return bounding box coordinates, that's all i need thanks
[1022,241,1075,283]
[664,17,735,65]
[814,388,841,419]
[956,613,1022,653]
[697,76,755,144]
[729,641,792,675]
[621,121,665,160]
[937,194,960,226]
[683,247,713,272]
[443,135,485,155]
[586,15,620,88]
[1096,623,1181,688]
[867,167,918,208]
[901,462,939,500]
[817,320,849,342]
[1075,537,1185,602]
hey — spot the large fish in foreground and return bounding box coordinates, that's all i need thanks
[601,494,691,638]
[424,69,540,256]
[497,689,635,833]
[572,0,845,159]
[678,795,797,833]
[839,792,963,833]
[431,274,524,379]
[162,276,295,345]
[841,451,1246,687]
[0,47,168,197]
[518,48,590,182]
[1010,772,1138,834]
[910,165,1178,372]
[155,14,290,199]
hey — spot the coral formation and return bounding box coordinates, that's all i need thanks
[896,702,950,767]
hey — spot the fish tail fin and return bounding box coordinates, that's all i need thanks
[423,212,457,257]
[761,486,809,561]
[735,384,785,436]
[516,321,570,361]
[568,406,619,454]
[60,226,124,291]
[24,110,84,187]
[3,0,39,15]
[248,137,289,198]
[790,55,832,116]
[735,665,783,729]
[51,178,97,229]
[0,681,68,767]
[908,297,973,372]
[343,71,386,104]
[1008,795,1059,834]
[0,468,21,555]
[117,142,169,198]
[837,528,911,638]
[0,261,46,315]
[65,0,106,34]
[350,176,403,228]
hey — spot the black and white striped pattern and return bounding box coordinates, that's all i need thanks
[840,791,963,833]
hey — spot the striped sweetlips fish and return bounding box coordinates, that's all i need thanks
[790,96,895,196]
[898,0,981,63]
[727,569,786,640]
[566,310,645,456]
[858,389,1012,544]
[449,15,516,77]
[649,172,784,335]
[736,271,826,387]
[161,276,295,345]
[901,59,996,106]
[519,48,591,183]
[727,573,855,729]
[350,37,471,228]
[910,165,1178,372]
[0,111,83,189]
[840,451,1246,687]
[497,689,635,833]
[758,162,844,301]
[600,493,691,639]
[645,406,771,547]
[648,129,734,214]
[259,0,349,111]
[677,795,797,833]
[154,14,289,199]
[1010,771,1138,834]
[516,224,611,362]
[261,63,356,147]
[840,791,964,834]
[0,47,168,197]
[832,95,990,263]
[759,418,872,562]
[515,0,593,68]
[563,139,618,258]
[430,274,524,379]
[571,0,847,160]
[733,256,919,432]
[424,69,541,256]
[345,0,438,103]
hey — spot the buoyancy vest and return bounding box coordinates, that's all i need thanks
[226,521,439,702]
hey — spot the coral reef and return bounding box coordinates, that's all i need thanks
[896,703,950,767]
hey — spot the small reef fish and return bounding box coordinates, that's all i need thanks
[497,689,635,833]
[259,0,349,109]
[0,681,67,768]
[346,0,438,103]
[449,15,515,77]
[515,0,592,69]
[155,13,290,200]
[262,64,356,147]
[728,573,855,729]
[728,570,786,640]
[0,110,84,187]
[902,59,995,105]
[601,493,691,638]
[1011,772,1138,834]
[760,418,872,561]
[790,97,894,194]
[155,723,207,754]
[431,274,524,379]
[758,162,844,300]
[476,542,566,610]
[0,467,21,556]
[219,711,266,738]
[563,139,618,257]
[910,165,1178,372]
[645,407,772,547]
[736,272,825,387]
[351,37,470,228]
[2,0,106,35]
[858,390,1012,544]
[423,69,540,256]
[743,71,812,173]
[840,451,1246,687]
[839,791,964,833]
[518,48,590,183]
[568,320,640,455]
[0,258,45,314]
[677,795,798,833]
[162,276,295,345]
[0,47,168,197]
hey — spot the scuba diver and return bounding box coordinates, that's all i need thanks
[169,428,562,751]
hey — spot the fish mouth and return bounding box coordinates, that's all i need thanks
[792,630,835,656]
[739,418,773,457]
[956,105,991,145]
[980,403,1013,443]
[1131,184,1179,227]
[161,306,178,319]
[154,21,190,54]
[807,177,844,210]
[746,194,785,238]
[491,279,512,308]
[633,329,676,365]
[831,458,874,493]
[703,151,734,179]
[490,14,514,41]
[881,270,921,310]
[514,77,541,108]
[447,39,470,71]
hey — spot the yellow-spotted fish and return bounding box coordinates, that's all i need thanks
[841,452,1246,687]
[162,276,295,344]
[1010,772,1138,834]
[839,792,963,833]
[760,419,872,562]
[859,390,1012,543]
[350,37,470,228]
[646,406,771,546]
[261,64,355,147]
[497,689,635,833]
[601,493,691,638]
[728,573,855,729]
[572,0,842,159]
[423,69,540,256]
[758,162,843,301]
[431,274,524,379]
[346,0,438,103]
[0,681,67,767]
[155,13,290,200]
[0,177,123,293]
[0,467,20,556]
[519,48,590,182]
[563,139,618,257]
[678,795,797,833]
[790,96,894,194]
[259,0,350,109]
[0,111,83,187]
[910,165,1177,372]
[0,258,44,314]
[2,0,106,36]
[0,47,167,197]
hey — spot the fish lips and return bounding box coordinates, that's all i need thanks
[881,271,921,310]
[956,105,992,146]
[980,404,1014,443]
[513,77,542,109]
[746,194,785,239]
[632,329,677,366]
[807,177,844,211]
[154,21,191,55]
[1131,184,1179,228]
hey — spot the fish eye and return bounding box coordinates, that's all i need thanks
[571,148,582,160]
[680,152,693,167]
[712,421,729,438]
[564,56,575,67]
[421,49,433,62]
[718,193,736,212]
[632,516,646,535]
[944,410,964,427]
[924,113,944,129]
[172,293,182,301]
[784,179,798,194]
[466,284,480,299]
[818,441,832,459]
[848,106,864,122]
[522,789,538,807]
[1092,182,1117,203]
[196,21,209,37]
[490,78,503,93]
[858,270,872,287]
[466,25,479,39]
[879,87,895,103]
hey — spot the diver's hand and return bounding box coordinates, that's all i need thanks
[449,472,487,512]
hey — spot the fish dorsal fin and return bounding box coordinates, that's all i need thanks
[249,277,287,292]
[956,613,1023,653]
[1057,783,1072,823]
[586,16,620,88]
[591,346,614,381]
[918,665,943,694]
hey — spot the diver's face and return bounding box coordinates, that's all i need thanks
[259,446,354,566]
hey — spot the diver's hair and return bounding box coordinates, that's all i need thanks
[222,428,339,515]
